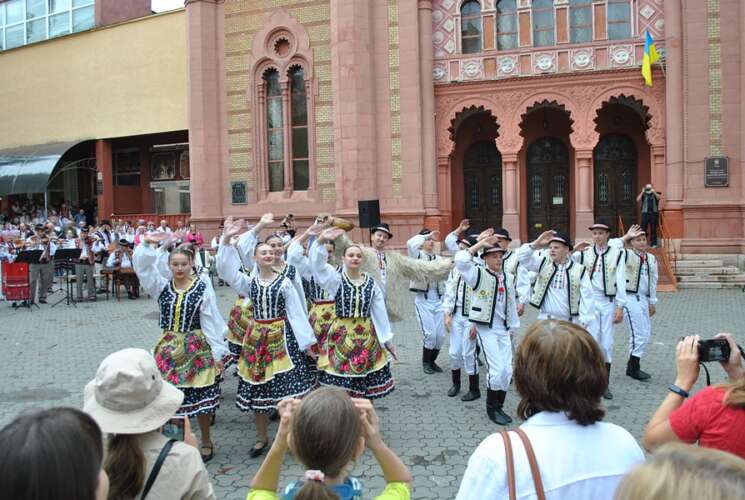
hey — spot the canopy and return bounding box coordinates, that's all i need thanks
[0,141,82,196]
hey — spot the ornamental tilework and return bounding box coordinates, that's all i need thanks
[708,0,722,155]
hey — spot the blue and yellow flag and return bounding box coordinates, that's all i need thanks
[642,31,659,87]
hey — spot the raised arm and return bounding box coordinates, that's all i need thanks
[370,281,394,347]
[133,241,169,299]
[406,233,426,258]
[454,249,480,289]
[282,279,316,351]
[308,229,344,295]
[216,244,252,297]
[517,230,554,272]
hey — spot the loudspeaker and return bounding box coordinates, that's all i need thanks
[357,200,381,228]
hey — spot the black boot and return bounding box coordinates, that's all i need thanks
[603,363,613,400]
[626,355,651,381]
[486,389,512,425]
[476,344,484,366]
[422,348,434,374]
[461,374,481,401]
[430,349,443,373]
[448,369,461,397]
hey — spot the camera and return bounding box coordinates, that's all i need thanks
[698,339,731,363]
[162,416,185,440]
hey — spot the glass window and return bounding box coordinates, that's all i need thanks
[48,11,69,37]
[496,0,517,50]
[607,0,631,40]
[26,0,46,19]
[490,175,501,207]
[5,23,24,49]
[0,29,3,50]
[72,0,91,7]
[72,4,93,32]
[264,68,284,192]
[532,0,555,47]
[6,0,25,25]
[569,0,592,43]
[26,17,45,42]
[48,0,71,14]
[1,4,5,25]
[289,66,309,191]
[460,0,481,54]
[531,176,542,207]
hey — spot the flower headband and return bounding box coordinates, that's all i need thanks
[304,470,325,482]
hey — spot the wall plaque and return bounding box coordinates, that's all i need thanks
[705,156,729,187]
[231,181,247,204]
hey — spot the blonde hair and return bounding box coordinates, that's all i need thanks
[722,375,745,408]
[615,443,745,500]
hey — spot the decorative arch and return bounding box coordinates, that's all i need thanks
[585,86,665,146]
[437,96,500,156]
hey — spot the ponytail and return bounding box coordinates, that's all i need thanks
[105,434,146,499]
[295,480,340,500]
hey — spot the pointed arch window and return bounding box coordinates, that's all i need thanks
[460,0,482,54]
[569,0,592,43]
[264,68,284,192]
[532,0,555,47]
[496,0,517,50]
[607,0,632,40]
[289,66,309,191]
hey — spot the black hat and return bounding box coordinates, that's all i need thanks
[493,228,512,241]
[549,230,572,248]
[371,223,393,239]
[118,238,130,246]
[588,220,610,231]
[459,234,478,247]
[81,227,89,233]
[34,224,44,231]
[480,245,506,258]
[101,219,111,226]
[418,228,432,236]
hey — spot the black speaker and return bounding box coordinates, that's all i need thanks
[357,200,381,228]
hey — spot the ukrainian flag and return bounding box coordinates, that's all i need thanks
[642,31,659,87]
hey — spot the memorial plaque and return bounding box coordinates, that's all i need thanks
[705,156,729,187]
[231,181,247,204]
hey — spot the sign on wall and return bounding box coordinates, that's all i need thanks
[705,156,729,187]
[231,181,247,204]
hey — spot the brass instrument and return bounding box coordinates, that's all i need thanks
[315,214,355,231]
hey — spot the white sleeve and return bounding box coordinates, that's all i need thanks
[516,243,543,272]
[507,283,520,331]
[133,244,169,299]
[370,281,394,346]
[287,240,312,280]
[282,279,315,351]
[105,253,117,267]
[579,271,596,327]
[454,249,480,289]
[199,288,230,361]
[455,435,507,500]
[216,244,252,296]
[156,247,171,278]
[609,237,625,249]
[308,241,342,296]
[406,234,426,258]
[444,231,459,255]
[649,256,659,305]
[571,250,582,264]
[441,270,458,313]
[614,251,627,308]
[236,229,258,269]
[515,265,531,305]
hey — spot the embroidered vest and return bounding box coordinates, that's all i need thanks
[530,258,585,317]
[625,250,656,295]
[468,267,514,328]
[158,278,206,331]
[409,252,445,297]
[449,269,474,317]
[580,246,623,297]
[502,250,520,277]
[335,272,375,318]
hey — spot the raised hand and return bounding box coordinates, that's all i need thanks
[222,218,245,243]
[573,241,591,253]
[259,213,274,226]
[478,228,495,241]
[532,230,555,249]
[457,219,470,234]
[319,227,345,243]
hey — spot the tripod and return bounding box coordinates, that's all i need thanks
[51,249,81,308]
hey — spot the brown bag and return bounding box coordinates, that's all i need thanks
[501,428,546,500]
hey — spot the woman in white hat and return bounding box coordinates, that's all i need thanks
[84,348,216,499]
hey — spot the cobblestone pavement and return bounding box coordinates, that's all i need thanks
[1,285,743,499]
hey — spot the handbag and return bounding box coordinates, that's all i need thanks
[140,438,176,499]
[501,428,546,500]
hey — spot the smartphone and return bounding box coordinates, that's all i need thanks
[698,339,731,363]
[162,417,185,441]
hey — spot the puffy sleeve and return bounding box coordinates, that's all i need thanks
[199,286,230,361]
[516,243,543,273]
[370,280,394,346]
[440,269,458,314]
[455,434,507,500]
[308,240,342,296]
[579,270,596,327]
[216,244,252,296]
[287,240,312,280]
[454,250,479,289]
[133,244,169,299]
[156,247,171,278]
[236,229,259,270]
[281,278,315,351]
[515,265,530,305]
[406,234,426,258]
[444,231,459,255]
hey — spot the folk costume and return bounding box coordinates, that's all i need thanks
[455,247,519,425]
[308,240,395,399]
[620,242,658,380]
[407,230,448,374]
[26,229,56,304]
[133,244,230,417]
[74,232,102,300]
[216,244,316,413]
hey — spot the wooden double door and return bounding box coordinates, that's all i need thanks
[463,141,502,232]
[526,137,570,240]
[594,134,637,235]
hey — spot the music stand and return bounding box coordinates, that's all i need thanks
[13,250,43,310]
[51,248,82,308]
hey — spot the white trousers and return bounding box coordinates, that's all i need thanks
[448,312,478,375]
[415,295,446,350]
[475,325,512,391]
[588,296,616,363]
[623,295,651,358]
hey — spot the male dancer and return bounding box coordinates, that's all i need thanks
[573,221,626,399]
[455,236,519,425]
[493,228,530,316]
[407,229,448,374]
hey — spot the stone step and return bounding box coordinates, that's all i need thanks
[675,259,725,268]
[677,274,745,283]
[678,282,745,289]
[675,266,741,275]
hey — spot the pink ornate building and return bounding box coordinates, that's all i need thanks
[185,0,745,253]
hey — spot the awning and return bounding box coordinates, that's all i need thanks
[0,141,82,196]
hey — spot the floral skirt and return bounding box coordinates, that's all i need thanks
[236,318,315,413]
[226,297,254,367]
[154,329,221,416]
[308,301,336,357]
[317,316,394,399]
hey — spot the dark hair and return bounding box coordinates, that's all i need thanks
[265,233,284,245]
[343,244,363,257]
[105,434,145,499]
[0,407,104,500]
[291,387,363,500]
[515,320,606,426]
[169,246,193,263]
[254,241,274,255]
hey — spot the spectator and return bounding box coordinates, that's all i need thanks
[74,208,87,225]
[0,407,109,500]
[636,184,662,247]
[157,219,172,233]
[456,320,644,500]
[186,223,205,248]
[643,334,745,459]
[247,387,411,499]
[84,348,216,499]
[615,442,745,500]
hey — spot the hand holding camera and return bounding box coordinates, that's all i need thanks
[675,334,745,391]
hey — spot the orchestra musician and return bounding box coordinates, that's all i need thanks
[106,238,139,299]
[75,227,103,302]
[26,224,57,305]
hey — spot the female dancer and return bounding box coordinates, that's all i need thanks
[308,227,397,399]
[216,218,317,458]
[133,232,230,462]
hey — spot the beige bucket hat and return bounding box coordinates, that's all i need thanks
[83,348,184,434]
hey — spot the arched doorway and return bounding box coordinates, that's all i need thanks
[526,137,570,240]
[463,141,502,231]
[593,134,637,234]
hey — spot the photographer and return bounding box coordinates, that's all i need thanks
[636,184,662,247]
[643,334,745,459]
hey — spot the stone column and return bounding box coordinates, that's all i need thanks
[418,1,439,217]
[664,0,684,205]
[95,139,114,220]
[574,149,594,239]
[501,152,520,241]
[281,80,292,196]
[651,145,666,189]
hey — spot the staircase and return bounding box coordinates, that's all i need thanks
[675,258,745,289]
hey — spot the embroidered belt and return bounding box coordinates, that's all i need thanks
[312,300,335,305]
[254,317,287,324]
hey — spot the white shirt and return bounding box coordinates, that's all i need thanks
[456,412,644,500]
[106,250,133,268]
[407,233,444,302]
[573,240,627,308]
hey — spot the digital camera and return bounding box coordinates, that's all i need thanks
[697,339,731,363]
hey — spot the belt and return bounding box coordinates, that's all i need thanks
[312,300,335,305]
[254,317,287,324]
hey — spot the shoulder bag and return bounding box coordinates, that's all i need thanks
[141,438,176,499]
[500,428,546,500]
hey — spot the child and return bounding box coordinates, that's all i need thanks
[247,387,411,499]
